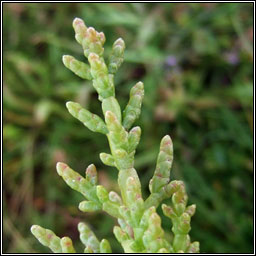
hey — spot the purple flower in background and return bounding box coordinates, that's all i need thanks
[224,51,239,65]
[165,55,178,67]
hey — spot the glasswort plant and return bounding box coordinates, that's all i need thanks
[31,17,199,254]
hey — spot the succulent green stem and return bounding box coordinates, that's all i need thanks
[31,17,199,254]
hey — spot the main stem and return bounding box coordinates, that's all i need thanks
[118,167,141,206]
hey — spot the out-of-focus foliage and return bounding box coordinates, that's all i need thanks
[3,3,253,253]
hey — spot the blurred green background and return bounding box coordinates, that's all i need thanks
[3,3,253,253]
